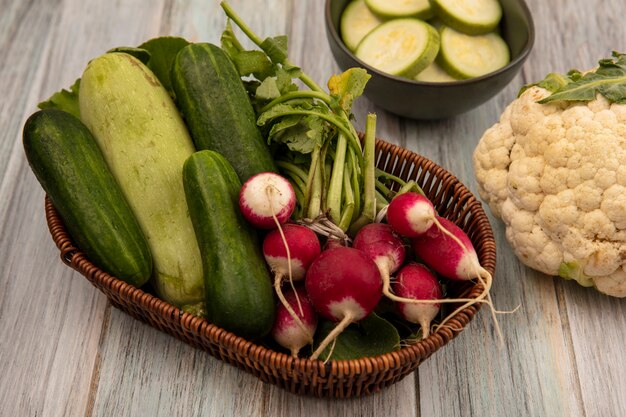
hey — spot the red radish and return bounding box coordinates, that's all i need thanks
[353,222,405,293]
[352,223,447,323]
[393,263,442,338]
[386,192,438,237]
[305,247,383,360]
[271,286,318,358]
[413,216,485,281]
[411,215,501,341]
[387,192,493,307]
[263,224,321,282]
[323,237,348,250]
[388,192,501,340]
[239,172,296,229]
[263,224,321,339]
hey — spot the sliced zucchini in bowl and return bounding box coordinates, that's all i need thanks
[365,0,434,20]
[437,25,510,79]
[355,19,440,78]
[414,61,459,82]
[340,0,384,52]
[431,0,502,35]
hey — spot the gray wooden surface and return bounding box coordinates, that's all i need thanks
[1,0,624,416]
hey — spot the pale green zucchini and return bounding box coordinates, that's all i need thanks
[79,52,203,308]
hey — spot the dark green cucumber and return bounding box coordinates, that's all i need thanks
[183,150,275,339]
[172,43,277,182]
[23,109,152,286]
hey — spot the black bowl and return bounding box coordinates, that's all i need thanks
[325,0,535,120]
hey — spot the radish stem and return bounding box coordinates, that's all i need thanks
[362,114,377,220]
[260,91,333,112]
[307,152,323,219]
[349,148,361,219]
[375,179,393,199]
[276,161,309,184]
[327,132,348,223]
[348,114,377,234]
[220,2,323,93]
[303,146,321,216]
[338,167,355,231]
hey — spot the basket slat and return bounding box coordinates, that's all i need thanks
[44,138,496,398]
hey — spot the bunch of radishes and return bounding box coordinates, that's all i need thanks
[238,172,493,361]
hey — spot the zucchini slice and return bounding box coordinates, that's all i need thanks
[438,26,510,79]
[356,19,440,78]
[431,0,502,35]
[341,0,383,52]
[365,0,434,20]
[414,61,459,82]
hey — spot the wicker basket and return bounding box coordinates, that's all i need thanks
[44,138,496,398]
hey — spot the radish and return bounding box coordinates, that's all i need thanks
[413,216,487,281]
[386,192,501,340]
[324,237,348,250]
[263,223,321,339]
[411,215,501,340]
[386,192,438,237]
[239,172,296,229]
[271,285,318,358]
[353,222,405,294]
[393,263,443,338]
[352,222,448,329]
[263,224,321,282]
[386,192,492,296]
[305,246,382,360]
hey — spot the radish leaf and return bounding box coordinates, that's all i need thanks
[138,37,190,95]
[314,313,399,361]
[328,68,371,113]
[233,50,274,80]
[38,78,81,119]
[260,35,288,64]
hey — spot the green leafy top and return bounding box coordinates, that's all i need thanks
[38,78,81,119]
[219,1,379,230]
[313,313,400,361]
[37,37,190,115]
[521,51,626,104]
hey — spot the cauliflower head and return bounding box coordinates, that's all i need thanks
[473,80,626,298]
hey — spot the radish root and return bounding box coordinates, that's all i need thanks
[322,339,337,365]
[379,215,515,345]
[296,213,351,245]
[310,312,354,360]
[266,186,312,342]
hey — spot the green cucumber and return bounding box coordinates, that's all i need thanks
[183,150,275,339]
[172,43,277,183]
[23,109,152,286]
[79,52,203,308]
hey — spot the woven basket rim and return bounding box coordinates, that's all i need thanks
[44,137,496,379]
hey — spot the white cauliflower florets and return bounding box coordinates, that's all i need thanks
[473,86,626,297]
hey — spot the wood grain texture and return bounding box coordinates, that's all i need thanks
[1,0,625,416]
